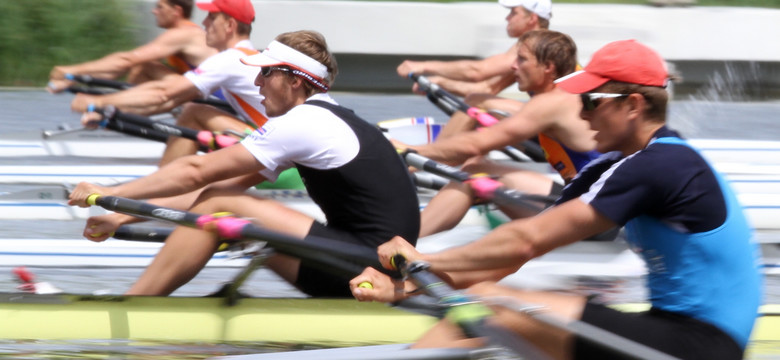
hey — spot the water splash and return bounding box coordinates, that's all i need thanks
[690,62,766,102]
[669,62,779,139]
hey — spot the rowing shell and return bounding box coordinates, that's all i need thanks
[0,291,775,355]
[208,301,780,359]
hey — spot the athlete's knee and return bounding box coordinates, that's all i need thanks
[176,103,207,128]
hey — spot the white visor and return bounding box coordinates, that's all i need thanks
[241,40,329,81]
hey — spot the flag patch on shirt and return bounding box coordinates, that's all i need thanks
[248,123,275,140]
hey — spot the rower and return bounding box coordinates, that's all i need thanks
[351,39,762,360]
[48,0,216,92]
[68,30,421,298]
[393,30,602,239]
[69,0,268,167]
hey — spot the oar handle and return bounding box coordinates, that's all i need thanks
[392,255,547,359]
[400,151,554,211]
[66,74,131,90]
[409,73,500,127]
[91,105,236,151]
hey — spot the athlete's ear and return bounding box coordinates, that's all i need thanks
[288,74,305,91]
[625,93,645,120]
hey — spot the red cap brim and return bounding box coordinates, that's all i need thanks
[555,70,611,94]
[196,2,220,12]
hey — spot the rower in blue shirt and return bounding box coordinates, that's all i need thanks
[351,39,762,360]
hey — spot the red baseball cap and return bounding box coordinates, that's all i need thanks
[197,0,255,25]
[555,40,668,94]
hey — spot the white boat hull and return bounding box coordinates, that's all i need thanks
[0,131,165,159]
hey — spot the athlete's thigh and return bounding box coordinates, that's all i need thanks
[192,188,315,239]
[180,103,251,133]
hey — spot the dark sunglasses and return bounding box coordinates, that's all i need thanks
[580,93,629,111]
[260,66,291,77]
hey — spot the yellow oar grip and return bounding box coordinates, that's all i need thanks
[358,282,373,289]
[86,193,101,206]
[88,225,114,238]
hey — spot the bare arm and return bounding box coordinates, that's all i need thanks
[81,168,266,241]
[50,28,208,82]
[69,145,263,206]
[425,71,517,97]
[405,95,553,164]
[398,44,518,82]
[352,200,616,302]
[70,74,202,115]
[423,200,615,273]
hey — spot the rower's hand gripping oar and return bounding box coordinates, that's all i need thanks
[389,254,552,360]
[85,194,402,280]
[410,73,499,127]
[409,73,546,162]
[90,105,241,151]
[400,150,557,213]
[66,74,237,114]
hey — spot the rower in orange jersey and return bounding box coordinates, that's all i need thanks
[70,0,269,166]
[48,0,217,92]
[392,30,602,238]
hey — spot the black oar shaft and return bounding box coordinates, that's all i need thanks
[395,257,549,360]
[89,195,398,278]
[113,225,172,242]
[401,151,554,212]
[403,152,471,183]
[67,74,131,90]
[103,118,171,143]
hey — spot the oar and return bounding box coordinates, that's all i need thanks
[410,171,450,191]
[400,150,557,212]
[90,105,240,151]
[85,195,401,280]
[391,255,681,360]
[390,255,551,360]
[410,73,499,127]
[65,74,132,90]
[409,73,546,163]
[489,297,682,360]
[113,225,172,242]
[66,74,237,114]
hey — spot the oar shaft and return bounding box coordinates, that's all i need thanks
[94,106,238,150]
[411,74,499,127]
[66,74,131,90]
[401,151,554,211]
[103,118,171,144]
[403,152,471,183]
[396,257,549,360]
[87,195,397,278]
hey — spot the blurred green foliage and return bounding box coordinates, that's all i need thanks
[1,0,778,86]
[0,0,140,87]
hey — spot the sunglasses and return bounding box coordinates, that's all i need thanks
[260,66,291,77]
[580,93,629,111]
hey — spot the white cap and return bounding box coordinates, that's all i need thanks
[498,0,552,20]
[241,40,330,91]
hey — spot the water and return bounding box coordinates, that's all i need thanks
[1,84,780,358]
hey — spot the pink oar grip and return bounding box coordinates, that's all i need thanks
[465,176,503,200]
[214,134,239,149]
[214,217,251,239]
[197,131,216,149]
[466,108,499,127]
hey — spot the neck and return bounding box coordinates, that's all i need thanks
[173,19,195,28]
[624,122,665,156]
[219,35,247,52]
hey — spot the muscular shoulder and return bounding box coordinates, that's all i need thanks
[519,88,585,132]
